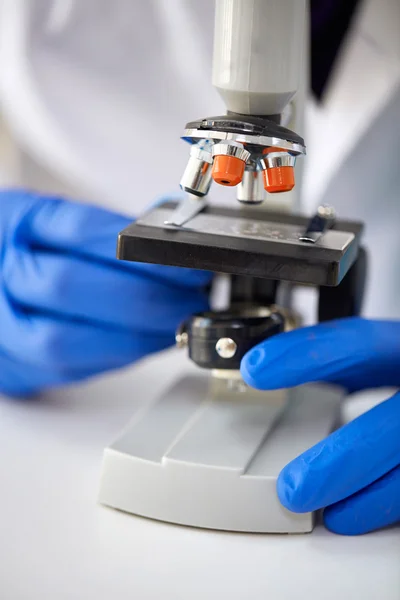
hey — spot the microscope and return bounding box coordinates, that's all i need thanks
[99,0,366,533]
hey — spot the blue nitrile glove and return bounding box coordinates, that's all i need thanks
[241,318,400,535]
[0,190,210,397]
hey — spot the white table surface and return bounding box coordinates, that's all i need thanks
[0,349,399,600]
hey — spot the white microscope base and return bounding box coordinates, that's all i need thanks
[98,376,341,534]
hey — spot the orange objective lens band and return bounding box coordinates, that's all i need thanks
[212,155,246,186]
[262,147,295,193]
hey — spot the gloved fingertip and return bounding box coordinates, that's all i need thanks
[276,471,296,511]
[240,346,272,390]
[323,505,366,536]
[245,346,266,371]
[240,333,310,390]
[323,465,400,536]
[277,466,310,513]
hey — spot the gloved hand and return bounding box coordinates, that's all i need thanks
[0,190,210,397]
[241,317,400,535]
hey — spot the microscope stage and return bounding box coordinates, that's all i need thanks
[118,202,363,286]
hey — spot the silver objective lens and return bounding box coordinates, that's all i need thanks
[237,167,265,204]
[180,145,213,197]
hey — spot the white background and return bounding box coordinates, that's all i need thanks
[0,350,399,600]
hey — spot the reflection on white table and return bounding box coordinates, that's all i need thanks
[0,349,398,600]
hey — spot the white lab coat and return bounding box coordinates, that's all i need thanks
[0,0,399,319]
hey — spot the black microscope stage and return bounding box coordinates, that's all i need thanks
[117,202,363,287]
